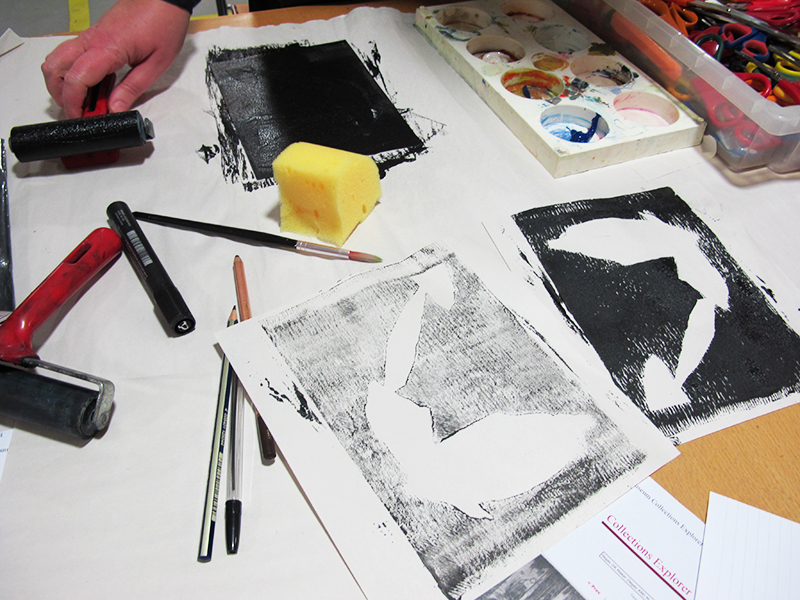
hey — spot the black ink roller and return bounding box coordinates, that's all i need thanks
[8,112,153,163]
[0,228,122,440]
[7,75,154,168]
[107,201,196,336]
[0,365,109,440]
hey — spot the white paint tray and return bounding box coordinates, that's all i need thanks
[415,0,705,177]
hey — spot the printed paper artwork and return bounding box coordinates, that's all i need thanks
[204,40,435,190]
[490,187,800,444]
[219,241,676,600]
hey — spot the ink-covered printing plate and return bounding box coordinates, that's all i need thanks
[415,0,705,177]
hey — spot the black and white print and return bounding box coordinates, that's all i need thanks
[239,243,675,599]
[492,187,800,443]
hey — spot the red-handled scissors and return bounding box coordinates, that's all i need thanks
[735,71,773,97]
[774,78,800,105]
[730,0,800,27]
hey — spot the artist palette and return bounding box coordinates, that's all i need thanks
[415,0,705,177]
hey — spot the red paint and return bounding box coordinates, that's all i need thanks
[501,69,562,98]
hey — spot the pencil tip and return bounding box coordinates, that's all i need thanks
[348,251,382,263]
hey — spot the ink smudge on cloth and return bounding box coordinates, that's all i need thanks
[206,40,436,190]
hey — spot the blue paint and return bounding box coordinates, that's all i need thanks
[569,113,601,143]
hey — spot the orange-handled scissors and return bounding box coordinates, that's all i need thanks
[639,0,699,35]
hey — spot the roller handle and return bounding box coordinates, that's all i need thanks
[0,227,122,364]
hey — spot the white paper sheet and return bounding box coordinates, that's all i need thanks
[218,238,678,600]
[0,429,10,485]
[0,29,23,59]
[477,477,704,600]
[695,493,800,600]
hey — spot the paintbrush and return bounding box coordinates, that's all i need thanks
[133,211,382,264]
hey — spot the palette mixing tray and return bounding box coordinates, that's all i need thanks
[415,0,705,177]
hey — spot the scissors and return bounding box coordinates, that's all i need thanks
[726,0,800,28]
[691,77,781,156]
[690,1,800,50]
[735,71,773,97]
[692,29,725,59]
[774,78,800,105]
[733,49,800,104]
[639,0,699,35]
[774,48,800,80]
[721,22,770,61]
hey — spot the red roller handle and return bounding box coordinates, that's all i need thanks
[0,227,122,364]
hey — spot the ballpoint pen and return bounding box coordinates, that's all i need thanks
[225,360,244,555]
[226,255,250,554]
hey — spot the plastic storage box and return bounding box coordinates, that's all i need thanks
[554,0,800,173]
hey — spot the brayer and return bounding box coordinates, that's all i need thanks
[0,227,122,440]
[8,75,154,167]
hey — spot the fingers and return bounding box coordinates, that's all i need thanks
[40,0,191,119]
[42,38,124,119]
[41,37,88,112]
[61,47,125,118]
[108,55,165,113]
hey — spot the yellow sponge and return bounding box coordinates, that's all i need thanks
[273,142,382,247]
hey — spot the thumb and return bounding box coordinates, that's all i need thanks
[108,59,164,112]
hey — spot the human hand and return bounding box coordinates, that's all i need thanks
[41,0,191,119]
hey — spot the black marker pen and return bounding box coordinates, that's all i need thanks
[107,201,195,335]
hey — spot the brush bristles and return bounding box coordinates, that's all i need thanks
[348,250,382,263]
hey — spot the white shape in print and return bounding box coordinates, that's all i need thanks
[549,213,730,412]
[367,265,593,519]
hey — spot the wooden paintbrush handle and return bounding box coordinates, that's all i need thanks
[233,255,252,321]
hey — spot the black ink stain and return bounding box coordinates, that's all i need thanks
[205,40,439,190]
[758,277,777,302]
[196,144,219,163]
[262,377,321,425]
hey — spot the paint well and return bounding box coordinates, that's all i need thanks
[534,24,590,54]
[570,56,635,87]
[502,68,565,99]
[541,105,608,142]
[531,52,568,71]
[501,0,554,22]
[467,35,525,64]
[435,6,493,31]
[614,91,680,127]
